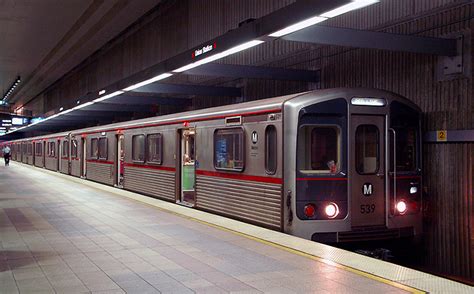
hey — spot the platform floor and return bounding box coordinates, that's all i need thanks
[0,162,471,294]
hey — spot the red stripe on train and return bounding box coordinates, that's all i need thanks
[86,159,114,165]
[296,177,347,181]
[124,163,176,172]
[196,170,282,184]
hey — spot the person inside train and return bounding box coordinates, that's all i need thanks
[2,145,11,166]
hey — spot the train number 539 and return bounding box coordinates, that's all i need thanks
[360,204,375,214]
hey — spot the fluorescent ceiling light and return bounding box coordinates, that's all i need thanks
[173,40,264,73]
[73,101,95,110]
[93,90,124,102]
[321,0,379,18]
[268,16,327,37]
[123,73,173,91]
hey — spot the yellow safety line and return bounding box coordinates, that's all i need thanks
[16,162,426,293]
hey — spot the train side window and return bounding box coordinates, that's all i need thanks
[298,126,340,173]
[98,138,108,160]
[214,128,245,172]
[147,134,162,164]
[132,135,145,162]
[71,140,78,158]
[62,141,69,157]
[265,125,277,175]
[355,125,379,174]
[91,138,98,159]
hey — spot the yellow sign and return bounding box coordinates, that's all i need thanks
[437,130,447,142]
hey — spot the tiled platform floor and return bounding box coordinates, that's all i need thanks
[0,163,408,294]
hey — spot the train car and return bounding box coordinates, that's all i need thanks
[4,88,422,242]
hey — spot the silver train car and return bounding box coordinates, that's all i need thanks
[1,88,422,242]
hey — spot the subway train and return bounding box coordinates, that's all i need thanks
[0,88,422,242]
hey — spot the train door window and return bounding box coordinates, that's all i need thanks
[147,133,162,164]
[98,138,108,160]
[49,142,56,157]
[91,138,98,159]
[62,141,69,157]
[27,143,32,155]
[132,134,145,162]
[214,128,244,171]
[71,140,78,158]
[35,143,42,156]
[265,125,277,174]
[298,126,340,173]
[355,125,379,174]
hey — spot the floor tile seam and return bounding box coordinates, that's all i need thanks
[12,162,428,294]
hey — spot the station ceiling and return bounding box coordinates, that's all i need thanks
[0,0,161,107]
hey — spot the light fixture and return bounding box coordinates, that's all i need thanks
[123,73,173,91]
[410,187,418,194]
[269,16,328,37]
[93,90,124,102]
[173,40,264,73]
[73,101,95,110]
[320,0,379,18]
[98,90,106,95]
[59,107,64,111]
[2,76,21,101]
[268,0,380,38]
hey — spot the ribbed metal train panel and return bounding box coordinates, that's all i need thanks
[87,162,113,185]
[123,166,175,201]
[60,159,68,174]
[195,175,282,230]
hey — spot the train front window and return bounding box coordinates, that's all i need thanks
[391,127,417,172]
[355,125,379,174]
[298,126,340,173]
[214,128,244,171]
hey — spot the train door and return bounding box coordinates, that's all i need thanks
[81,138,87,178]
[57,140,61,171]
[42,141,46,167]
[178,128,196,206]
[115,134,124,187]
[350,115,386,227]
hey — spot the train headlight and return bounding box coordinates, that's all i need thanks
[304,204,316,218]
[396,200,407,214]
[325,202,339,219]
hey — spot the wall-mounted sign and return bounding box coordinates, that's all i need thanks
[436,130,447,142]
[12,117,24,125]
[192,43,216,59]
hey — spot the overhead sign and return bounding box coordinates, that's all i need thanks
[192,43,216,59]
[436,130,447,142]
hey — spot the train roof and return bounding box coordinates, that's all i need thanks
[3,88,420,142]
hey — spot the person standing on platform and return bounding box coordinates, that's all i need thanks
[2,145,11,166]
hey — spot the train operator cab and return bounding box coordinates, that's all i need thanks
[284,89,422,242]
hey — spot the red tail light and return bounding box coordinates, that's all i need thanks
[304,204,316,218]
